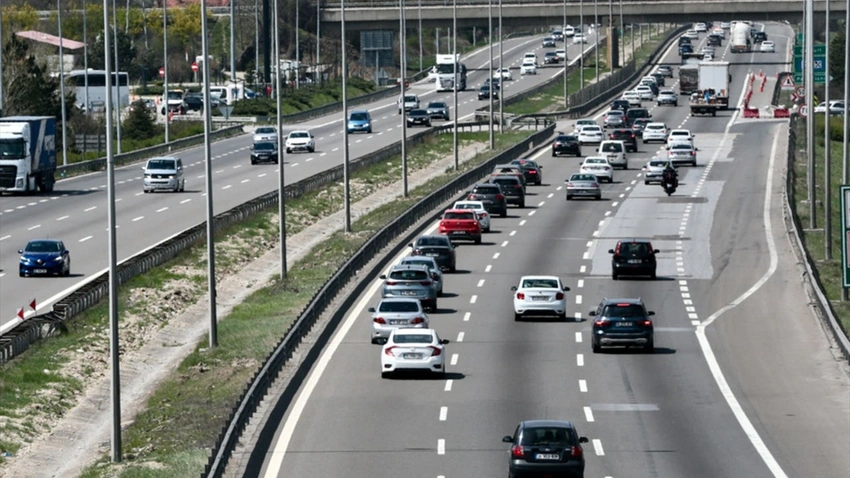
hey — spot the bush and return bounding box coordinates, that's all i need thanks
[123,100,162,141]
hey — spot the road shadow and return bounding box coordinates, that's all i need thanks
[433,307,459,315]
[385,370,466,380]
[596,346,677,355]
[446,269,472,275]
[438,292,460,299]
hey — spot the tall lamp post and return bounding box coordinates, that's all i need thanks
[824,0,831,259]
[101,0,121,463]
[295,0,300,88]
[58,0,69,167]
[316,0,321,83]
[563,0,568,108]
[619,0,624,66]
[579,0,584,88]
[342,0,351,232]
[452,0,458,170]
[805,0,815,228]
[83,0,90,120]
[112,0,122,153]
[200,0,218,347]
[400,0,409,196]
[274,0,287,275]
[230,0,236,82]
[163,0,169,144]
[488,0,494,149]
[594,0,599,82]
[498,0,503,133]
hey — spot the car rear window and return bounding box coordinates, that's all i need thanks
[601,143,623,152]
[556,135,577,142]
[492,177,519,186]
[521,278,559,288]
[403,258,435,269]
[472,185,500,194]
[444,211,475,220]
[520,427,574,446]
[389,269,429,281]
[602,303,646,317]
[617,242,653,256]
[393,334,434,344]
[416,236,450,247]
[378,301,420,313]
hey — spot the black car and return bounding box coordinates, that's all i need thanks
[552,134,582,157]
[630,118,651,137]
[589,298,656,353]
[490,175,525,207]
[406,108,432,127]
[625,107,651,124]
[679,44,694,56]
[609,239,659,279]
[608,129,638,153]
[478,84,498,100]
[467,183,508,217]
[544,52,560,64]
[650,72,666,86]
[182,93,205,111]
[250,141,279,164]
[678,36,691,46]
[542,36,556,48]
[426,101,450,120]
[510,159,543,185]
[707,34,722,46]
[610,99,630,113]
[502,420,589,478]
[753,31,767,43]
[410,235,456,272]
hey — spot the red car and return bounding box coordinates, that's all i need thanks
[438,209,482,244]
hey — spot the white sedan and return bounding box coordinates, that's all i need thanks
[511,275,570,321]
[520,61,537,75]
[555,49,566,60]
[642,122,669,143]
[499,68,513,81]
[621,91,642,107]
[635,85,655,101]
[577,125,604,145]
[381,328,449,378]
[573,33,588,44]
[759,41,776,53]
[452,200,491,232]
[667,129,695,147]
[579,156,614,183]
[285,130,315,153]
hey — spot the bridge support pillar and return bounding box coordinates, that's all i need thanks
[607,20,620,70]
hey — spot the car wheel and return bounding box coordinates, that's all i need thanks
[576,150,582,157]
[643,140,648,144]
[474,236,482,245]
[381,372,390,379]
[566,195,572,200]
[371,337,381,345]
[592,341,601,353]
[552,151,557,157]
[612,273,619,280]
[644,340,655,353]
[514,313,522,322]
[595,194,602,200]
[484,226,490,233]
[431,299,438,312]
[651,270,657,280]
[64,263,70,276]
[559,312,567,321]
[500,210,507,218]
[19,271,24,277]
[179,181,185,192]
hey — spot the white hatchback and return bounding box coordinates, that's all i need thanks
[621,91,642,107]
[597,140,628,170]
[760,41,776,53]
[511,275,570,321]
[381,328,449,378]
[285,130,315,153]
[520,61,537,75]
[635,85,655,101]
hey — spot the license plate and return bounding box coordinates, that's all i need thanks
[628,259,642,263]
[401,291,418,296]
[450,231,464,235]
[615,321,634,327]
[535,453,559,460]
[390,320,405,325]
[532,296,548,301]
[426,253,440,257]
[34,269,47,273]
[402,353,423,359]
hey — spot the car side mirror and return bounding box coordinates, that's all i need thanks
[141,166,145,171]
[368,307,376,313]
[379,275,387,280]
[648,311,656,316]
[440,339,450,345]
[608,249,615,254]
[563,286,571,291]
[408,243,414,248]
[17,249,23,254]
[653,249,660,254]
[666,146,671,150]
[595,148,599,152]
[588,310,597,316]
[648,114,652,118]
[502,436,514,443]
[695,147,700,151]
[511,286,517,292]
[579,436,589,444]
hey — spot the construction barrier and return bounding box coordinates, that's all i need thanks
[743,107,760,118]
[774,107,791,118]
[759,75,767,93]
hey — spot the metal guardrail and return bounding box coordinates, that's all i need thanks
[201,122,556,478]
[784,116,850,363]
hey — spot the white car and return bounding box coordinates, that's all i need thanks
[577,125,604,145]
[284,130,315,153]
[380,328,448,378]
[712,28,726,39]
[702,54,714,61]
[642,122,669,143]
[369,298,429,344]
[668,142,698,167]
[667,129,695,147]
[555,49,566,60]
[499,68,513,81]
[598,140,628,169]
[511,275,570,321]
[685,29,699,39]
[573,33,588,44]
[580,156,614,183]
[694,22,707,33]
[814,100,846,115]
[253,126,277,143]
[640,76,658,87]
[452,200,491,232]
[635,85,655,101]
[621,91,642,107]
[720,22,731,29]
[759,41,776,53]
[572,118,597,135]
[523,52,538,65]
[642,158,674,184]
[520,61,537,75]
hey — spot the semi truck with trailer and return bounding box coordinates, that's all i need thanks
[434,54,467,92]
[0,116,57,194]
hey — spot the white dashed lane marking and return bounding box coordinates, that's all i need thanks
[79,236,93,242]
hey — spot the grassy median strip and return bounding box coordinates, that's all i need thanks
[790,117,850,335]
[0,130,530,476]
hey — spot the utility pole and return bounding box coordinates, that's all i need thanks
[163,0,169,144]
[498,0,503,133]
[806,0,816,228]
[563,0,568,108]
[824,0,831,259]
[112,0,122,153]
[488,0,494,149]
[400,0,408,196]
[342,0,351,232]
[452,0,458,170]
[200,0,218,348]
[316,0,321,82]
[58,0,69,166]
[274,0,287,276]
[296,0,300,88]
[230,0,236,83]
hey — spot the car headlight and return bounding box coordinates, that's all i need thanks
[144,174,151,178]
[53,256,64,261]
[167,175,175,179]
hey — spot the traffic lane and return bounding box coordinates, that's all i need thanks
[693,121,850,477]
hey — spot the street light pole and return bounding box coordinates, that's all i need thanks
[296,0,300,89]
[579,0,584,88]
[619,0,624,65]
[805,0,815,228]
[594,0,599,82]
[316,0,321,83]
[274,0,287,276]
[563,0,568,108]
[230,0,236,82]
[58,0,69,167]
[419,0,423,71]
[101,0,121,463]
[342,0,351,232]
[498,0,503,133]
[488,0,494,150]
[452,0,458,170]
[163,0,169,144]
[112,0,122,153]
[200,0,218,348]
[824,0,831,259]
[844,0,849,186]
[400,0,409,196]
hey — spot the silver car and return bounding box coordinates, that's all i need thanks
[642,158,674,184]
[667,143,698,167]
[142,156,185,193]
[369,298,429,344]
[603,110,627,128]
[565,173,602,200]
[380,264,438,312]
[253,126,277,143]
[400,256,444,296]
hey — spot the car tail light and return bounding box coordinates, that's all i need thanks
[496,194,505,201]
[690,151,696,156]
[411,317,426,325]
[420,281,432,286]
[604,166,611,171]
[642,319,653,326]
[570,446,583,458]
[590,183,599,188]
[594,318,611,327]
[374,317,387,324]
[429,346,442,356]
[411,250,422,256]
[511,445,525,458]
[516,292,525,300]
[468,194,477,200]
[384,346,397,356]
[514,185,522,189]
[479,212,488,218]
[556,292,565,300]
[385,280,398,285]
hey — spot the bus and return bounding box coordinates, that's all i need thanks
[65,69,130,112]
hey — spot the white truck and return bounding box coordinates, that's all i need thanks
[0,116,57,193]
[689,61,731,114]
[434,54,467,92]
[730,22,751,53]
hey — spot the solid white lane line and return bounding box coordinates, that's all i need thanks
[593,439,605,456]
[584,406,594,422]
[470,295,478,304]
[437,439,446,455]
[27,225,41,230]
[84,206,96,212]
[440,407,448,421]
[457,332,464,342]
[450,354,458,366]
[463,312,471,322]
[477,279,485,287]
[56,215,69,221]
[445,380,453,391]
[132,216,144,222]
[79,236,93,242]
[156,207,168,213]
[577,354,584,366]
[575,332,583,343]
[579,379,588,392]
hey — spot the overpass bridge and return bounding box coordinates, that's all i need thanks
[319,0,845,31]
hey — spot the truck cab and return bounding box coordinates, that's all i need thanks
[0,116,57,193]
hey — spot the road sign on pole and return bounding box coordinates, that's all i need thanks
[842,186,850,287]
[795,85,805,97]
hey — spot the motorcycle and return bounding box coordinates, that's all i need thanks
[661,174,678,196]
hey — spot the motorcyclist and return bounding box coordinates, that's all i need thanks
[661,163,678,189]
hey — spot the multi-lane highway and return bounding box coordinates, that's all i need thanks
[0,31,600,332]
[248,23,850,478]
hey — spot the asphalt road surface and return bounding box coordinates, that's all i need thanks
[247,23,850,478]
[0,31,599,333]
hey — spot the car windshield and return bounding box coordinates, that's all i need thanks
[404,95,417,102]
[410,110,428,116]
[25,241,62,252]
[254,142,276,151]
[602,303,646,317]
[389,270,429,281]
[146,159,176,170]
[521,278,559,289]
[520,427,573,446]
[289,132,309,138]
[444,211,475,220]
[672,144,692,150]
[417,237,450,247]
[0,139,26,159]
[393,334,434,344]
[167,91,183,100]
[350,112,369,121]
[428,102,446,108]
[256,127,275,134]
[378,301,420,313]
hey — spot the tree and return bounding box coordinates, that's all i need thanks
[122,100,160,141]
[1,34,74,118]
[87,28,138,76]
[829,24,846,86]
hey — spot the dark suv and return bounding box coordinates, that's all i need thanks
[467,183,508,217]
[502,420,589,478]
[607,129,637,153]
[511,159,543,185]
[552,134,582,157]
[610,99,630,113]
[182,92,205,111]
[589,298,656,353]
[409,235,456,272]
[490,175,525,208]
[609,239,659,279]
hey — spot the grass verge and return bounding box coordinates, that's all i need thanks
[790,117,850,336]
[0,129,531,477]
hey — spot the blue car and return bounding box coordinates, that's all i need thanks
[19,239,71,277]
[347,110,372,134]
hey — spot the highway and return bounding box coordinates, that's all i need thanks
[248,23,850,478]
[0,31,599,333]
